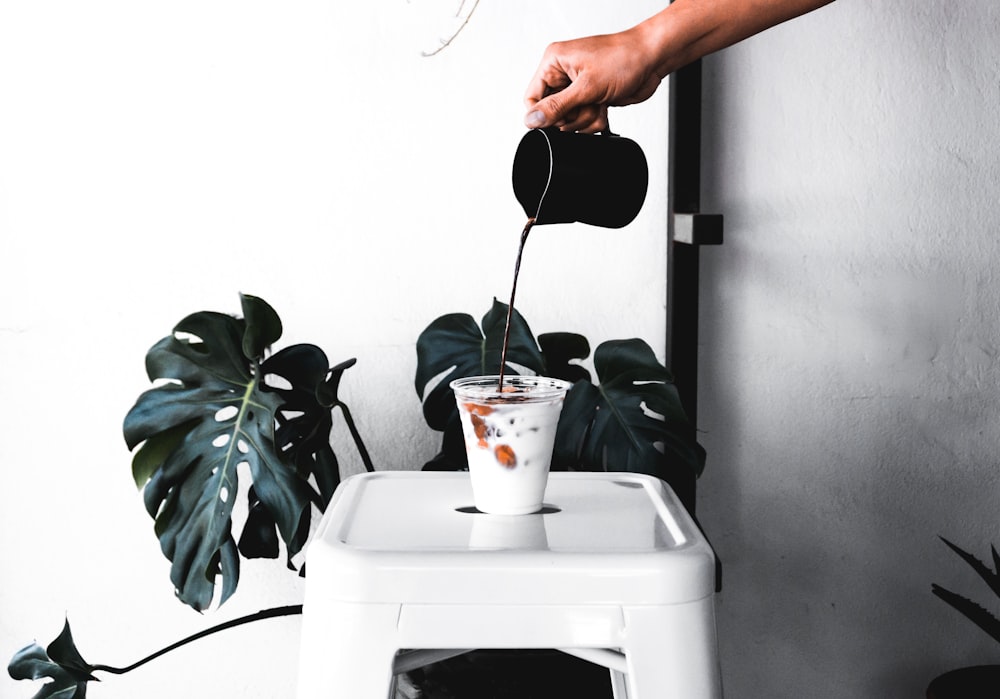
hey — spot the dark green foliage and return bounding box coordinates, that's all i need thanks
[9,294,369,696]
[123,294,358,611]
[8,620,94,699]
[932,538,1000,645]
[8,608,304,698]
[415,299,545,431]
[556,338,705,479]
[537,332,592,384]
[415,299,705,481]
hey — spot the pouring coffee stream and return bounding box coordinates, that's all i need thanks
[497,216,536,389]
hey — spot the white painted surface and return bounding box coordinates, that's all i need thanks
[0,2,668,698]
[697,1,1000,696]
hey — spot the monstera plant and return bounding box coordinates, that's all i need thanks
[415,298,705,489]
[8,293,371,699]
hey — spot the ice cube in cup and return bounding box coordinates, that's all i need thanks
[450,375,571,515]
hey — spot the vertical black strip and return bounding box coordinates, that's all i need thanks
[672,59,703,216]
[667,59,704,514]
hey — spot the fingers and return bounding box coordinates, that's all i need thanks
[524,89,608,133]
[523,60,574,129]
[523,93,567,130]
[523,76,602,131]
[556,104,608,134]
[522,38,615,132]
[524,62,571,110]
[524,41,574,97]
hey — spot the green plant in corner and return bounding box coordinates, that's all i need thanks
[932,537,1000,644]
[926,538,1000,697]
[8,293,372,699]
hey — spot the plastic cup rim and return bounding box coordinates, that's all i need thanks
[449,374,572,401]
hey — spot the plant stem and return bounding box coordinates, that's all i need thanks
[337,403,375,473]
[90,605,302,675]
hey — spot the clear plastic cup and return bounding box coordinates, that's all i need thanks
[450,375,571,515]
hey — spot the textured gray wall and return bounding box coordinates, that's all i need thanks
[697,1,1000,695]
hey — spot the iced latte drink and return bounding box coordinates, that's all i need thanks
[450,375,571,515]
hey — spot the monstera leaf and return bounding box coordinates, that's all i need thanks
[415,298,545,431]
[8,619,94,699]
[237,352,356,562]
[537,332,592,385]
[554,338,705,479]
[123,294,348,611]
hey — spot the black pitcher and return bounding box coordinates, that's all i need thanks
[512,127,648,229]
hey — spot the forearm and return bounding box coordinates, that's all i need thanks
[630,0,836,78]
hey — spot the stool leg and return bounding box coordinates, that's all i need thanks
[610,667,629,699]
[297,601,401,699]
[621,599,722,698]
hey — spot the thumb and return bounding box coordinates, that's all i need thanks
[524,84,586,129]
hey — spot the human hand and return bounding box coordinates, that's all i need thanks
[523,29,664,133]
[523,0,835,132]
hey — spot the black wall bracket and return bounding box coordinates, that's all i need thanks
[667,56,724,593]
[668,57,723,431]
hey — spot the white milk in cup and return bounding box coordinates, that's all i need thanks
[450,375,571,515]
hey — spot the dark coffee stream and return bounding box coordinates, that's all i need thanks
[497,217,535,387]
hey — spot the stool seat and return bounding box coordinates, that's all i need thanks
[297,471,722,698]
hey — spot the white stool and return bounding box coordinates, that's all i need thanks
[296,471,722,698]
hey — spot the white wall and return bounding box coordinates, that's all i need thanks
[0,2,669,698]
[697,1,1000,696]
